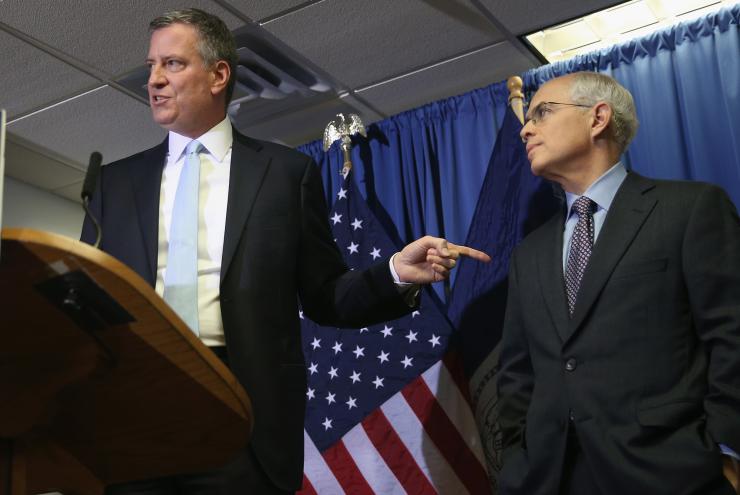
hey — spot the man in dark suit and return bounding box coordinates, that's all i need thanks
[496,71,740,495]
[81,8,488,495]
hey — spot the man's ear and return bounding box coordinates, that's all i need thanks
[591,101,612,140]
[210,60,231,97]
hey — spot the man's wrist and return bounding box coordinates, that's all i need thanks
[389,252,413,285]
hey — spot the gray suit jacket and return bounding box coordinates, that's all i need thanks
[497,172,740,495]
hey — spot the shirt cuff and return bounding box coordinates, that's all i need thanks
[720,444,740,460]
[389,253,414,286]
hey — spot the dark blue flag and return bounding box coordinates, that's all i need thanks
[445,107,559,486]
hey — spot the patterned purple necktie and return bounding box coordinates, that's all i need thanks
[565,196,596,316]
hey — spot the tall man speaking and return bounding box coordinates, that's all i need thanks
[82,8,488,494]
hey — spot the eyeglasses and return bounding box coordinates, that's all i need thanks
[524,101,592,126]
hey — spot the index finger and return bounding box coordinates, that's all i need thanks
[448,242,491,262]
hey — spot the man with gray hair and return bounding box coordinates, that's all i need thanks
[496,71,740,494]
[83,7,489,495]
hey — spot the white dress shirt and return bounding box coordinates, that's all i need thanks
[155,117,232,346]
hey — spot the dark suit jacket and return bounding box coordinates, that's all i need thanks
[497,172,740,495]
[81,130,411,490]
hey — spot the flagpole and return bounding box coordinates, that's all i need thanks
[507,76,525,124]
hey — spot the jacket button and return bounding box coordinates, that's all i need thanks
[565,358,577,371]
[569,409,576,422]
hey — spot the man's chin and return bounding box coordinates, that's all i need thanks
[151,111,176,130]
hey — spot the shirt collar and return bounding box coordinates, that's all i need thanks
[565,162,628,217]
[167,116,233,162]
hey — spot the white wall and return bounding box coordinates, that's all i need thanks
[2,176,84,239]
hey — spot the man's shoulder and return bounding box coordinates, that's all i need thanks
[516,209,562,257]
[104,139,168,171]
[233,132,313,166]
[624,172,732,214]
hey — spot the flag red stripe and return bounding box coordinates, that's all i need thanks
[442,351,474,406]
[362,408,437,495]
[403,374,492,494]
[298,474,318,495]
[321,439,373,495]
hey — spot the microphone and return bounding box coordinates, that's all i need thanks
[81,151,103,248]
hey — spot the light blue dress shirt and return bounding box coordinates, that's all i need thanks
[562,162,627,271]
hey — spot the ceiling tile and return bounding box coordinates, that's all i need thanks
[0,0,246,77]
[478,0,624,35]
[0,30,99,119]
[356,42,535,116]
[51,180,85,204]
[5,136,85,190]
[8,86,166,168]
[237,95,373,147]
[223,0,309,22]
[263,0,505,89]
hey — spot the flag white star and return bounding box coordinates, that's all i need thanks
[377,350,389,363]
[310,338,321,350]
[381,325,393,338]
[347,241,359,254]
[298,310,304,319]
[401,355,413,368]
[351,218,363,230]
[349,370,361,383]
[412,310,421,318]
[359,327,369,333]
[429,334,441,347]
[405,330,418,343]
[373,376,385,389]
[325,392,336,404]
[370,247,381,260]
[322,417,333,430]
[352,345,365,358]
[308,362,318,375]
[331,212,342,225]
[328,366,339,379]
[337,187,347,200]
[306,387,315,400]
[332,341,343,354]
[346,396,357,409]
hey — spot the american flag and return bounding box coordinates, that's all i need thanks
[298,171,491,494]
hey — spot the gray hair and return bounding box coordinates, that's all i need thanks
[150,9,238,105]
[568,72,639,152]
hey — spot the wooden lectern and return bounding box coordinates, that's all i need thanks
[0,228,253,495]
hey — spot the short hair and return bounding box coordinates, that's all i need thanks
[150,9,238,106]
[568,72,639,153]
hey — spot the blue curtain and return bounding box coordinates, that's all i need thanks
[299,5,740,302]
[523,4,740,207]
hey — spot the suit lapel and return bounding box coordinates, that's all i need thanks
[130,140,168,285]
[538,211,570,342]
[220,130,271,283]
[564,172,657,343]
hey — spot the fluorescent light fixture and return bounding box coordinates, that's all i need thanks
[524,0,736,63]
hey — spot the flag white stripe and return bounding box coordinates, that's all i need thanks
[342,422,407,495]
[422,361,487,465]
[303,429,345,494]
[381,388,469,495]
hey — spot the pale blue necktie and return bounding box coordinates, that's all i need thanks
[163,140,203,335]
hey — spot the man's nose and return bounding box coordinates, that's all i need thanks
[148,65,166,88]
[520,120,534,143]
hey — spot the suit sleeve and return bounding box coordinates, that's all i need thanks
[497,248,535,464]
[296,158,411,327]
[683,185,740,453]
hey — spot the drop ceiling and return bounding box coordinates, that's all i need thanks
[0,0,622,203]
